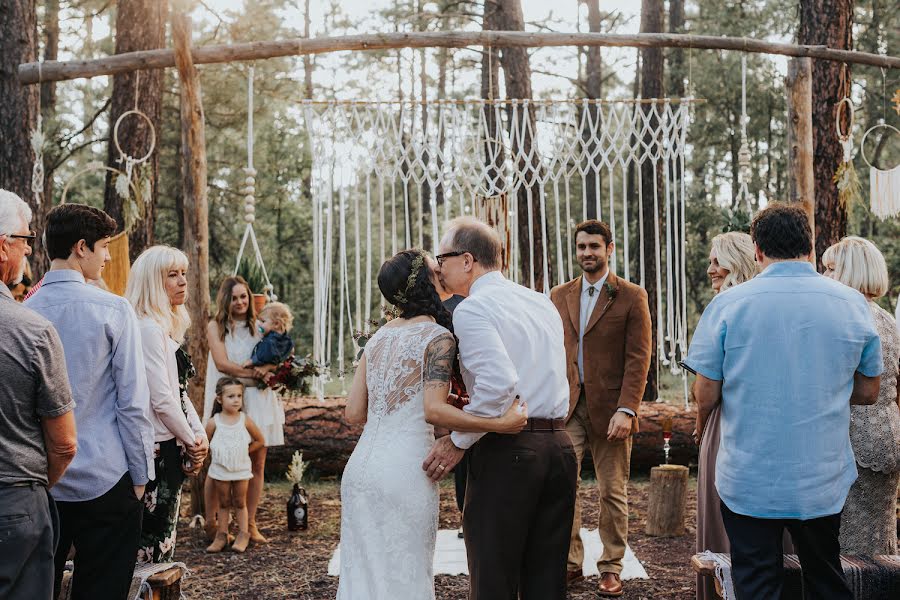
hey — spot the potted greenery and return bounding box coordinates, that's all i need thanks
[236,260,269,313]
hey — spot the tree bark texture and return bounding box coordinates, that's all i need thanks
[0,0,39,255]
[640,0,664,401]
[581,0,603,220]
[645,464,689,536]
[480,0,503,192]
[104,0,167,261]
[667,0,685,97]
[31,0,59,279]
[785,57,816,245]
[799,0,852,268]
[492,0,548,291]
[172,5,210,518]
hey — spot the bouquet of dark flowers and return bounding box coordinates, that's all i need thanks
[262,355,322,396]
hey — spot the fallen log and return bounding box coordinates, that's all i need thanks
[267,396,698,478]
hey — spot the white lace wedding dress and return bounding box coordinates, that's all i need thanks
[337,321,448,600]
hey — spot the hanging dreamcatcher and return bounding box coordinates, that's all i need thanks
[833,97,862,209]
[861,120,900,219]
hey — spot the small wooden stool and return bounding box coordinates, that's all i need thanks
[691,554,724,598]
[145,566,183,600]
[691,552,900,600]
[58,565,183,600]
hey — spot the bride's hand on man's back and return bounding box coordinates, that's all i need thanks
[496,398,528,434]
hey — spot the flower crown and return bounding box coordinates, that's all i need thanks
[393,253,425,305]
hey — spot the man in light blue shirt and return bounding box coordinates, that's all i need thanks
[26,204,154,600]
[685,203,882,600]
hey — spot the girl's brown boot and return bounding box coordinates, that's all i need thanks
[206,532,228,553]
[231,531,251,553]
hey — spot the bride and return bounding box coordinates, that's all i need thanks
[336,249,527,600]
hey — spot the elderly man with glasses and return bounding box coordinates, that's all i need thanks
[0,189,77,600]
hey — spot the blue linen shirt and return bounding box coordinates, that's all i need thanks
[25,270,155,501]
[685,261,882,520]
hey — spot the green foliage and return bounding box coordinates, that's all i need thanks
[35,0,900,371]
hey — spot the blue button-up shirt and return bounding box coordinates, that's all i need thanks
[685,261,882,520]
[25,270,155,501]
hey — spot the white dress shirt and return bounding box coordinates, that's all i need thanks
[138,317,207,445]
[450,271,570,450]
[578,270,609,383]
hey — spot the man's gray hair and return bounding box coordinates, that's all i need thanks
[0,189,33,236]
[444,216,501,270]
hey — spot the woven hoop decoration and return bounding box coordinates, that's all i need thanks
[113,109,156,165]
[835,97,855,143]
[860,122,900,169]
[60,163,137,205]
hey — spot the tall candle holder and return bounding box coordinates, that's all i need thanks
[662,416,673,464]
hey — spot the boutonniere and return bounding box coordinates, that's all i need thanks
[602,281,617,312]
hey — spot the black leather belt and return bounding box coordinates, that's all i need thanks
[524,417,567,432]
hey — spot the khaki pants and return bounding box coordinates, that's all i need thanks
[566,392,631,574]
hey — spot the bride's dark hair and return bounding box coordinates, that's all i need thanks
[378,249,453,334]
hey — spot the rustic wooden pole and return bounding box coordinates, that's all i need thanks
[18,32,900,85]
[785,57,816,260]
[645,464,689,537]
[172,3,210,516]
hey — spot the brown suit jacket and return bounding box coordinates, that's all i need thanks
[549,272,652,436]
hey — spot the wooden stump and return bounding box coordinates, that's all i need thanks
[645,464,689,537]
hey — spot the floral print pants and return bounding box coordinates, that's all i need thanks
[137,438,186,564]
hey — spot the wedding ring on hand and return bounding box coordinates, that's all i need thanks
[438,464,446,470]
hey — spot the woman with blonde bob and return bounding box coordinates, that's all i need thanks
[823,236,900,555]
[126,245,209,563]
[706,231,758,294]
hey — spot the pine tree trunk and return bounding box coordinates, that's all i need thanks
[667,0,685,97]
[581,0,602,220]
[103,0,168,261]
[493,0,547,291]
[640,0,664,401]
[481,0,503,192]
[0,0,39,252]
[33,0,59,279]
[799,0,852,268]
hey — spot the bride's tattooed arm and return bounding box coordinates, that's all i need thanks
[424,333,456,389]
[422,333,527,437]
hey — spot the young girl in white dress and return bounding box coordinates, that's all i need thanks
[336,250,528,600]
[205,377,266,554]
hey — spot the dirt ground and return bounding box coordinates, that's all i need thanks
[175,473,697,599]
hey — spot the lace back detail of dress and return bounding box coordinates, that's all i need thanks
[364,322,448,418]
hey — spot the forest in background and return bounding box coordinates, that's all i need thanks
[1,0,898,383]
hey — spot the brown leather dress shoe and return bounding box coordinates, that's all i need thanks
[566,568,584,587]
[598,572,623,597]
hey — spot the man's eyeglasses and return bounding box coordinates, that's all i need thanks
[435,250,476,267]
[4,231,36,246]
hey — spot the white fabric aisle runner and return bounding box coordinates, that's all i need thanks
[328,528,649,579]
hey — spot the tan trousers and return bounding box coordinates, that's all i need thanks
[566,392,631,574]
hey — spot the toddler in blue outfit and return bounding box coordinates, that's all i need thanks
[244,302,295,367]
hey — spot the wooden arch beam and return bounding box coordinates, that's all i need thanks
[19,31,900,85]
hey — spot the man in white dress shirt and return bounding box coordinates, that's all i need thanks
[422,216,577,600]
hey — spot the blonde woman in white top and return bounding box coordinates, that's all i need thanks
[126,245,209,563]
